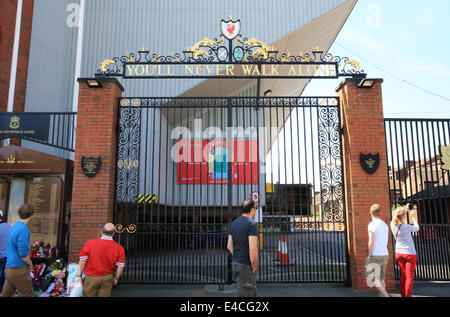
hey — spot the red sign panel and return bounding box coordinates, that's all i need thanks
[176,139,259,185]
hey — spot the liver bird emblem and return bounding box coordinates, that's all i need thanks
[221,18,240,40]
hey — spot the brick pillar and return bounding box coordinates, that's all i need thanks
[68,78,123,263]
[337,78,395,291]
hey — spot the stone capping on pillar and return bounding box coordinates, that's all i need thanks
[336,77,396,292]
[335,78,384,93]
[77,77,125,92]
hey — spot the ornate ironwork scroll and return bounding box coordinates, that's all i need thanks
[115,100,141,227]
[95,19,366,79]
[318,105,345,225]
[115,224,137,234]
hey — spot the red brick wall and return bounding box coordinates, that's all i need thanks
[337,78,395,291]
[68,79,123,263]
[0,0,17,112]
[0,0,34,147]
[13,0,34,113]
[0,0,34,112]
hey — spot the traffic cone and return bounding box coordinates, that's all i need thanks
[276,235,294,266]
[280,235,290,265]
[273,235,282,261]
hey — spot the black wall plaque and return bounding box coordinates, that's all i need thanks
[81,156,101,178]
[360,153,380,175]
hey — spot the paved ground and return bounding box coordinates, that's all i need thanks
[120,232,348,284]
[111,280,450,297]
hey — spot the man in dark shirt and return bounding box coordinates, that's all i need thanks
[227,200,258,297]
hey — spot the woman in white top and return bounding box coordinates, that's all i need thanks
[391,204,420,297]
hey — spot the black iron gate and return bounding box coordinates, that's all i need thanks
[114,96,348,284]
[385,118,450,281]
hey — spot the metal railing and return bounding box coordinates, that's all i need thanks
[384,118,450,280]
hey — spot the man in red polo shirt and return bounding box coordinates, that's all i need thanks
[75,223,125,297]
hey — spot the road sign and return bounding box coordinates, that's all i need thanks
[250,191,261,203]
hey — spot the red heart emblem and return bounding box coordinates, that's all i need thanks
[227,24,235,35]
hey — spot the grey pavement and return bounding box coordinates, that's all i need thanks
[111,281,450,297]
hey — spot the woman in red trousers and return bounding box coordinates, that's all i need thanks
[391,204,420,297]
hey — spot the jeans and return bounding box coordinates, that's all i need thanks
[396,253,417,297]
[0,258,6,293]
[232,263,257,297]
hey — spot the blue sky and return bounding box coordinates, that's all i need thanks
[303,0,450,118]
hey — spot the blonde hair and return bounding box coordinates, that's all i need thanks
[392,208,407,227]
[369,204,381,217]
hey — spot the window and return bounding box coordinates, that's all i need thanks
[7,178,26,225]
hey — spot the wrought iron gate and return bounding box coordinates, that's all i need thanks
[385,118,450,281]
[114,96,348,284]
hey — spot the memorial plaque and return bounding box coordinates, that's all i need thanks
[0,145,67,174]
[26,177,62,246]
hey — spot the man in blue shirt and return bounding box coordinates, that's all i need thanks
[0,204,35,297]
[227,200,259,297]
[0,210,11,293]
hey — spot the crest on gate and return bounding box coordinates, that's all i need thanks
[360,153,380,175]
[81,156,102,178]
[221,16,240,40]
